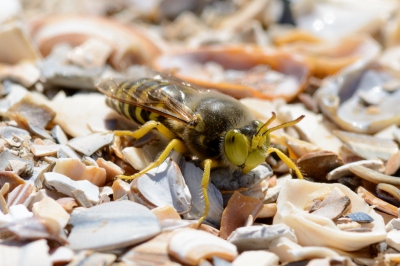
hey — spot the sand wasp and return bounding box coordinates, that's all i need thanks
[96,72,304,223]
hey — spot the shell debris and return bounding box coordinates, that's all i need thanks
[3,1,400,265]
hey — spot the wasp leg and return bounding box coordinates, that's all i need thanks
[114,120,177,140]
[267,147,304,179]
[118,138,187,181]
[198,159,212,224]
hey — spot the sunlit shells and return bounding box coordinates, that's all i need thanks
[220,191,263,239]
[29,14,161,70]
[153,46,310,101]
[274,179,386,251]
[53,158,106,187]
[181,161,223,226]
[316,60,400,134]
[44,172,99,204]
[6,183,34,208]
[0,240,51,266]
[357,186,398,217]
[326,159,384,181]
[296,151,344,182]
[32,196,70,228]
[151,205,181,221]
[232,250,279,266]
[67,201,161,251]
[168,228,238,265]
[96,158,124,183]
[132,158,191,214]
[67,133,113,156]
[0,171,25,195]
[334,130,398,161]
[227,224,297,252]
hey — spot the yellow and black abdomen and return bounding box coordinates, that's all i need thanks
[105,78,170,125]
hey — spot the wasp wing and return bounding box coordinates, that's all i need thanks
[96,76,205,124]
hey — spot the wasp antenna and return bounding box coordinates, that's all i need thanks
[256,112,276,136]
[263,115,305,135]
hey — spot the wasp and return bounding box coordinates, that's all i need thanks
[96,72,304,223]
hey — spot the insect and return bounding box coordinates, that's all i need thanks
[96,72,304,223]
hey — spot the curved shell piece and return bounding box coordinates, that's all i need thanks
[67,201,161,251]
[280,35,381,78]
[168,228,238,265]
[273,179,386,252]
[315,59,400,134]
[29,15,161,70]
[153,46,311,101]
[133,158,192,214]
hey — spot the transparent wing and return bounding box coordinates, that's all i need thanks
[96,74,206,124]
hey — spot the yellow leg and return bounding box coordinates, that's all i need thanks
[198,159,212,224]
[267,147,304,179]
[118,138,187,181]
[114,120,176,140]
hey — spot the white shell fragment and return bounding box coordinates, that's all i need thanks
[326,159,384,180]
[123,146,154,171]
[32,196,70,228]
[133,158,192,214]
[53,158,106,186]
[0,240,52,266]
[168,228,238,265]
[67,133,113,156]
[227,224,297,252]
[181,161,223,226]
[232,250,279,266]
[273,179,386,251]
[44,172,100,204]
[334,130,399,161]
[67,201,161,251]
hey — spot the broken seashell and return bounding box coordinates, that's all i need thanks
[153,46,310,101]
[32,196,70,228]
[168,228,238,265]
[227,223,297,252]
[0,171,25,196]
[220,191,263,239]
[326,159,384,181]
[30,14,161,70]
[67,201,161,251]
[310,196,351,220]
[56,197,77,213]
[122,146,154,171]
[349,165,400,186]
[315,60,400,134]
[96,158,124,184]
[345,212,374,223]
[30,144,60,157]
[67,133,113,156]
[44,172,100,204]
[68,38,113,68]
[0,240,52,266]
[0,22,41,65]
[180,161,223,226]
[71,189,93,208]
[0,182,9,214]
[385,151,400,176]
[0,61,41,88]
[121,231,179,266]
[111,179,133,201]
[280,35,381,78]
[6,183,34,208]
[274,179,386,251]
[53,158,106,187]
[256,203,277,219]
[7,95,55,136]
[49,246,74,265]
[51,125,68,145]
[357,186,398,217]
[296,151,344,182]
[232,250,279,266]
[65,250,116,266]
[151,205,181,221]
[334,130,398,161]
[132,158,191,214]
[0,216,67,244]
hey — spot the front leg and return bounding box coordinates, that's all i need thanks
[118,138,187,181]
[198,159,212,224]
[267,147,304,179]
[114,120,177,140]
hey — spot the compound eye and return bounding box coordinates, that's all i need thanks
[224,130,249,166]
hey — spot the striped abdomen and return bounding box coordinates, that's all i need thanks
[106,78,170,125]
